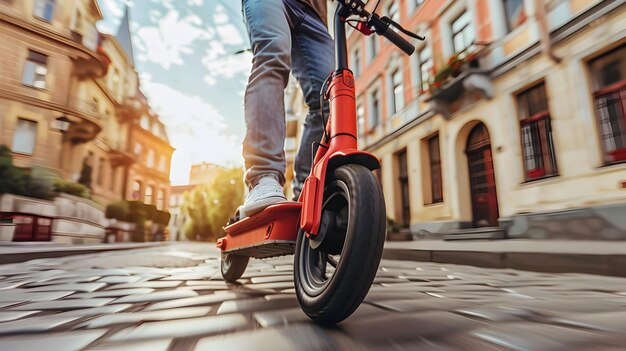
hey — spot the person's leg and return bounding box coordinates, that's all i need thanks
[242,0,294,188]
[288,1,335,200]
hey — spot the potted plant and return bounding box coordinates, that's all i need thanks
[0,217,15,242]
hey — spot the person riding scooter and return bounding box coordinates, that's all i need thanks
[238,0,332,217]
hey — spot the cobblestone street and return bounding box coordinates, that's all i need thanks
[0,243,625,350]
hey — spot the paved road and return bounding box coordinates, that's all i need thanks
[0,243,625,350]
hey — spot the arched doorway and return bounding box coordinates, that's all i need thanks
[466,123,499,227]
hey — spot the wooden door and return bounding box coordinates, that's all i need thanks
[466,124,499,227]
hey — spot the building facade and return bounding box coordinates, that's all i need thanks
[168,184,196,241]
[342,0,626,239]
[0,1,173,241]
[126,104,173,211]
[189,162,223,186]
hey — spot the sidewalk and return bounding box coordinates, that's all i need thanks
[0,242,164,264]
[383,239,626,277]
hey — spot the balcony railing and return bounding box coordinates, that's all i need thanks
[70,98,106,121]
[424,47,494,118]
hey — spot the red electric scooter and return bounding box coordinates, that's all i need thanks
[217,0,423,325]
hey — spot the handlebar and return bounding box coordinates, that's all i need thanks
[367,14,416,56]
[337,0,423,56]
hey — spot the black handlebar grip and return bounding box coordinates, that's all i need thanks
[382,27,415,56]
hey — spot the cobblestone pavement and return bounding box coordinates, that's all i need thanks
[0,243,625,350]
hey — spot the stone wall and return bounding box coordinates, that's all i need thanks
[0,193,106,243]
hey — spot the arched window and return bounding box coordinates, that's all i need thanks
[132,180,142,200]
[145,185,154,204]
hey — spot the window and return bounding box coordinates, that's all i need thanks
[352,47,361,78]
[145,186,154,204]
[451,11,474,55]
[140,116,150,130]
[517,83,558,180]
[134,142,142,156]
[159,156,166,172]
[33,0,55,21]
[22,50,48,89]
[428,134,443,203]
[147,149,155,168]
[418,46,433,92]
[132,180,142,200]
[157,189,165,210]
[391,69,404,114]
[356,100,365,136]
[590,46,626,164]
[396,149,410,226]
[367,35,378,62]
[97,157,106,186]
[503,0,527,32]
[369,89,380,129]
[12,119,37,155]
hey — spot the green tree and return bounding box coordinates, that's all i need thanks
[182,167,244,242]
[0,145,26,196]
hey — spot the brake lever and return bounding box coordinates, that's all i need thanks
[380,16,425,41]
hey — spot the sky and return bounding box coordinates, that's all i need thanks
[97,0,252,185]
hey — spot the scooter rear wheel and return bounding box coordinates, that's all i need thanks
[294,164,386,325]
[221,252,249,283]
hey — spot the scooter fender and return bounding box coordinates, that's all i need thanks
[300,149,380,236]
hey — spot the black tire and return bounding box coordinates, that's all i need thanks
[221,252,249,283]
[294,164,386,325]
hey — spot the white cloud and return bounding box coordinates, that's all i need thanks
[134,11,213,69]
[202,48,251,86]
[103,0,124,17]
[213,5,229,25]
[216,24,245,46]
[140,80,243,185]
[187,0,203,6]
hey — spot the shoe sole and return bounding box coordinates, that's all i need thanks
[239,196,288,218]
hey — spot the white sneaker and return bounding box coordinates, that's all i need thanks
[238,176,287,218]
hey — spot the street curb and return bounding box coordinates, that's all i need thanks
[382,248,626,277]
[0,243,165,265]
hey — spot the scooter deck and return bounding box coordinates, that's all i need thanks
[217,202,301,259]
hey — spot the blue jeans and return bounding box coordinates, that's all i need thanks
[241,0,334,199]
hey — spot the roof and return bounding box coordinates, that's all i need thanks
[115,5,135,67]
[170,184,197,194]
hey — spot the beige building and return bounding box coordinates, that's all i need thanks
[126,98,174,211]
[189,162,223,186]
[286,0,626,240]
[0,1,173,241]
[168,184,196,241]
[359,0,626,239]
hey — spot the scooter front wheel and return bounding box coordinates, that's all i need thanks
[294,164,386,325]
[221,252,249,283]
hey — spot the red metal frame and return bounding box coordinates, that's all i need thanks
[299,70,379,236]
[217,69,379,254]
[218,203,302,252]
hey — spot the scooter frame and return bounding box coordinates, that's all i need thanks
[218,0,417,259]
